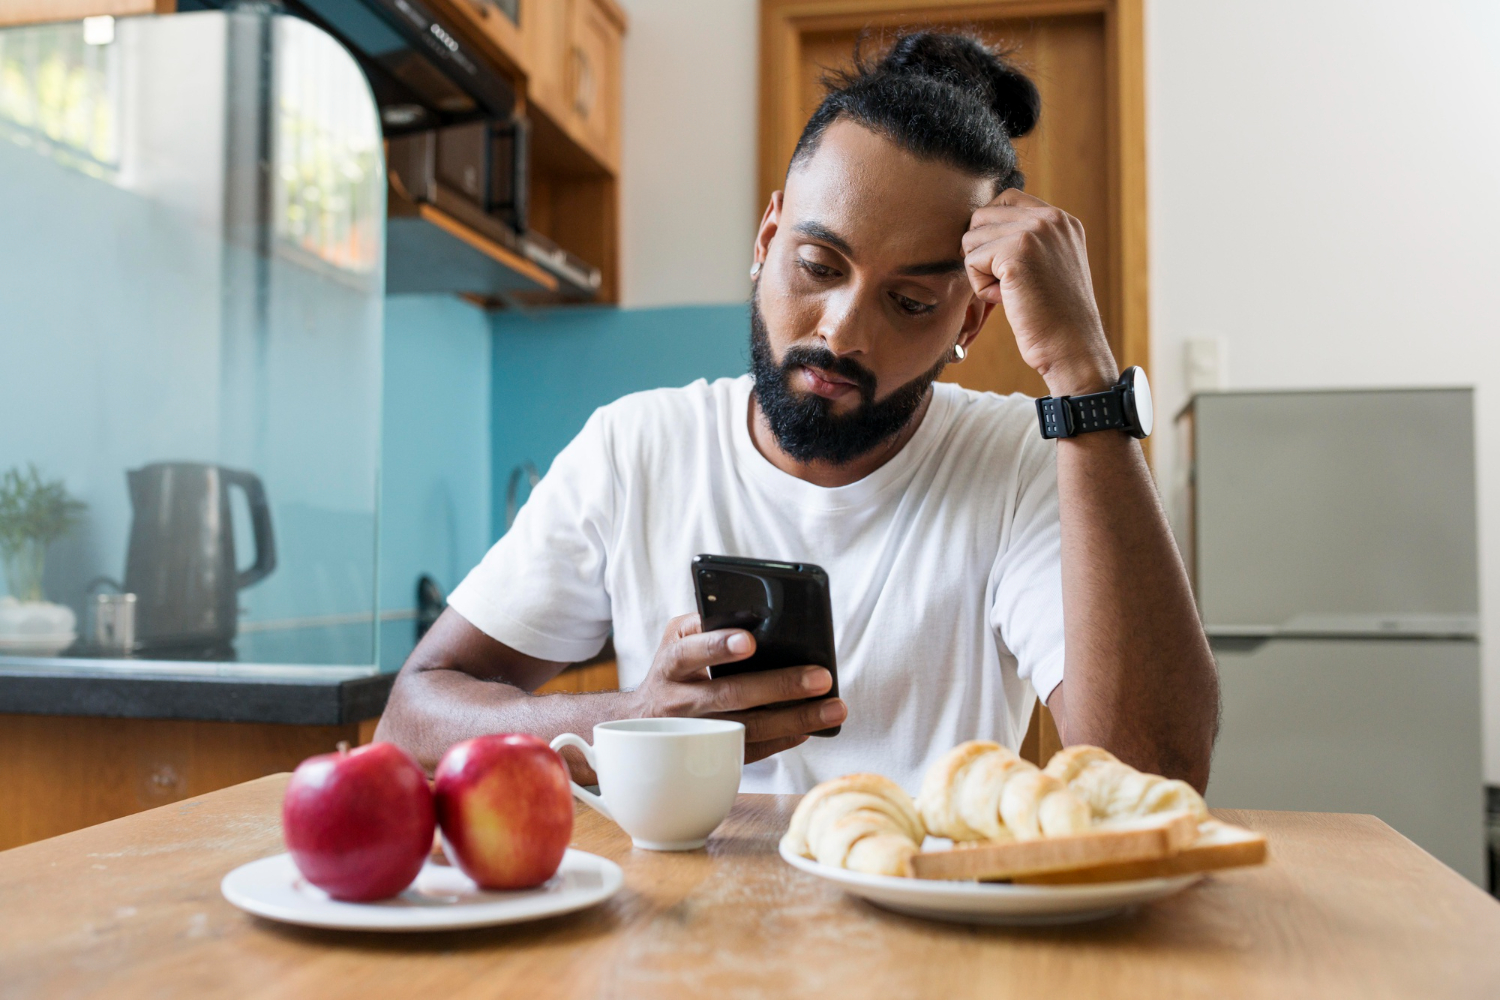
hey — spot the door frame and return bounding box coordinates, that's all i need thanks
[757,0,1149,375]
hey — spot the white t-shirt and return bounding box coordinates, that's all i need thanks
[449,375,1065,794]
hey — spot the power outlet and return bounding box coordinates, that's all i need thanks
[1184,338,1225,395]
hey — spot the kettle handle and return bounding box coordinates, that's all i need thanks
[221,468,277,589]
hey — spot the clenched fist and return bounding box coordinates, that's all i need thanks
[962,189,1119,397]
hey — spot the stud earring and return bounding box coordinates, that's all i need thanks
[952,342,967,362]
[749,261,762,278]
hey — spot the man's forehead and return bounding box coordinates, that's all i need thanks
[782,119,992,262]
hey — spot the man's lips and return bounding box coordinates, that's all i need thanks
[798,365,858,399]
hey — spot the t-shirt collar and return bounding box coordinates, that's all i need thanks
[730,373,957,511]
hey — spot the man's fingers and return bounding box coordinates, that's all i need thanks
[666,612,702,640]
[964,243,1007,302]
[745,734,810,765]
[964,227,1040,302]
[714,697,846,743]
[703,665,831,713]
[659,626,757,681]
[987,187,1049,210]
[961,219,1030,253]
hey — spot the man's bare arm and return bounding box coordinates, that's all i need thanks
[1045,431,1218,791]
[964,188,1219,790]
[374,609,631,773]
[374,609,846,774]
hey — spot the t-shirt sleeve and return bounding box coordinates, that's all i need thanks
[989,434,1066,704]
[447,408,616,663]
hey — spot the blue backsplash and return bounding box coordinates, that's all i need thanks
[376,299,748,670]
[488,303,751,536]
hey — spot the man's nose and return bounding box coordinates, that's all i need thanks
[816,286,877,358]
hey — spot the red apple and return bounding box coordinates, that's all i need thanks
[282,741,435,902]
[434,733,573,890]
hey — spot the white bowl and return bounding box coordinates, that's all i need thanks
[0,631,77,656]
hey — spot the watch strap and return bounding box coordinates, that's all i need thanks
[1036,385,1130,439]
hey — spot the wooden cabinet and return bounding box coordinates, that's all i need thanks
[523,0,625,174]
[0,714,378,851]
[563,0,623,170]
[523,0,571,124]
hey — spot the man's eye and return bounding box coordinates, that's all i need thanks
[892,293,937,316]
[796,258,838,279]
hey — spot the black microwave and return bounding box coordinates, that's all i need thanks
[387,118,527,233]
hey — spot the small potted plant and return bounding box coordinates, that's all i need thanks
[0,464,86,655]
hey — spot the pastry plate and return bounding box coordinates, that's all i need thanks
[779,843,1200,925]
[222,849,623,931]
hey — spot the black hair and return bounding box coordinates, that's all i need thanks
[789,30,1040,192]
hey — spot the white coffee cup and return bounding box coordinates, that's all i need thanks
[550,718,745,851]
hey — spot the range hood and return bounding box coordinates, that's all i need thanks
[235,0,516,134]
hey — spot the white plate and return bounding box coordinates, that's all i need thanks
[221,849,622,931]
[779,843,1200,925]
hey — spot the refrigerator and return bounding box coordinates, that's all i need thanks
[1180,388,1485,884]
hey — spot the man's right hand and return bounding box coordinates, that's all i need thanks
[632,613,846,763]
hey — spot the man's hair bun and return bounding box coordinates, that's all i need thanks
[789,30,1040,191]
[878,32,1040,140]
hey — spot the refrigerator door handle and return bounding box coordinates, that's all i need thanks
[1207,634,1272,654]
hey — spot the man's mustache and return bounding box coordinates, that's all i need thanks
[779,344,878,404]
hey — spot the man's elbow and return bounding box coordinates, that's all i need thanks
[1173,683,1220,795]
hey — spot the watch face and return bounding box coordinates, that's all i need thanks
[1128,367,1154,437]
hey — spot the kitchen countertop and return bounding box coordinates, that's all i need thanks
[4,774,1498,999]
[0,656,392,725]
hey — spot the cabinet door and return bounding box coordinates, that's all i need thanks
[444,0,528,77]
[523,0,571,123]
[566,0,621,168]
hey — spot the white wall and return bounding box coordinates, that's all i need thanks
[610,0,1500,780]
[617,0,759,308]
[1147,0,1500,780]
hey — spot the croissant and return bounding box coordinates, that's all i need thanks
[1043,745,1209,823]
[915,741,1091,842]
[781,773,925,877]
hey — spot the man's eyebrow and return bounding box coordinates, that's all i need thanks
[793,221,854,256]
[793,221,965,276]
[897,258,966,277]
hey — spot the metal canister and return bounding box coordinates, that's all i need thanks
[93,592,137,654]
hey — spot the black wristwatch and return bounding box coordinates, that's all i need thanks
[1035,366,1154,440]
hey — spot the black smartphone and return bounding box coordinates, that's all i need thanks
[692,553,840,737]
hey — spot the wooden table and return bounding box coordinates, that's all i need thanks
[3,775,1499,999]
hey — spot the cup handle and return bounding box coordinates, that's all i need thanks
[549,733,612,820]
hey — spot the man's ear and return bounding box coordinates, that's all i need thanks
[753,191,783,267]
[957,292,995,352]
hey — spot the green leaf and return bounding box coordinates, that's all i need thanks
[0,464,87,559]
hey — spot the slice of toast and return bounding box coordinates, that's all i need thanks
[910,811,1200,882]
[1016,820,1268,884]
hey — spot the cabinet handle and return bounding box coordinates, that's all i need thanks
[571,44,595,119]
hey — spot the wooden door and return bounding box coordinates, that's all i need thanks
[761,0,1147,399]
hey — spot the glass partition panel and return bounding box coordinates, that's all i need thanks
[0,10,384,667]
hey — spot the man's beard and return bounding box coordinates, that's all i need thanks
[749,291,948,466]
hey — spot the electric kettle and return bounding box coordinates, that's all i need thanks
[122,462,276,654]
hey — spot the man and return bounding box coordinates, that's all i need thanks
[377,32,1219,793]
